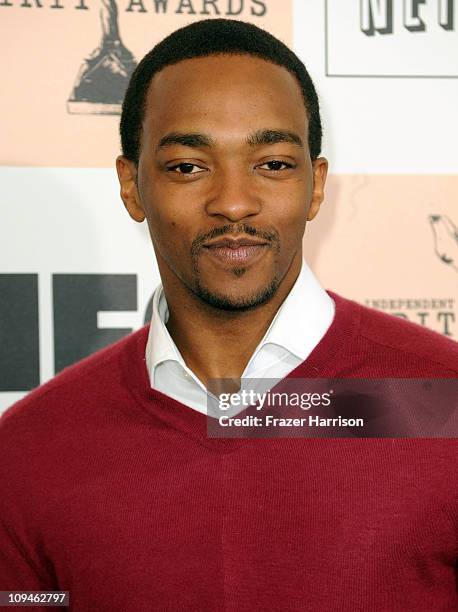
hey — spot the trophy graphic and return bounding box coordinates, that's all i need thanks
[429,215,458,273]
[67,0,137,114]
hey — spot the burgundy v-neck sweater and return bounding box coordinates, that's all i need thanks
[1,291,457,611]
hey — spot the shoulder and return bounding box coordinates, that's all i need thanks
[0,326,150,513]
[329,291,458,375]
[0,325,149,438]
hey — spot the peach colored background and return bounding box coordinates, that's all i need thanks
[304,175,457,337]
[0,1,292,167]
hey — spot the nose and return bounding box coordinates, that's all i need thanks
[204,166,262,222]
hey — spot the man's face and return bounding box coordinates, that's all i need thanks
[118,54,327,311]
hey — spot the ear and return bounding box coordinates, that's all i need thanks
[116,156,145,222]
[307,157,328,221]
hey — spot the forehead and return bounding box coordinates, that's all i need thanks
[143,54,308,143]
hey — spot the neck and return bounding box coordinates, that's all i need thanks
[160,255,302,387]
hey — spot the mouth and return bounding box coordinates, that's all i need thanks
[202,237,269,266]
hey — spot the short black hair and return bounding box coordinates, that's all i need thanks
[120,18,322,165]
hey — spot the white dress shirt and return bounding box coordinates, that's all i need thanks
[145,260,335,414]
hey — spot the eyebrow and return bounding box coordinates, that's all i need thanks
[156,128,304,151]
[246,129,304,148]
[157,132,216,150]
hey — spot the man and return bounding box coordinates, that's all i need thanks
[1,19,457,612]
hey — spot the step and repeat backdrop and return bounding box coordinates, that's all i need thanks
[1,0,457,412]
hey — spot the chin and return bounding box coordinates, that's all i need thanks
[194,275,281,312]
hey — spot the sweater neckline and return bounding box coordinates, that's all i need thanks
[120,290,361,452]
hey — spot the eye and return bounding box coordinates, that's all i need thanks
[258,160,294,172]
[167,163,206,174]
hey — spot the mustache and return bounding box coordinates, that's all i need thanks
[191,223,280,256]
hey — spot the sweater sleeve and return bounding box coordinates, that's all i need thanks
[0,406,56,595]
[0,516,51,590]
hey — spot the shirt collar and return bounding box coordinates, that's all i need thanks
[254,260,334,361]
[145,260,334,379]
[145,282,182,376]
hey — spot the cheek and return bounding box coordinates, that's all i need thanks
[140,182,180,241]
[269,196,309,262]
[144,197,200,265]
[267,190,309,237]
[148,215,184,254]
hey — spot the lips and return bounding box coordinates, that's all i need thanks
[203,237,268,249]
[202,236,269,266]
